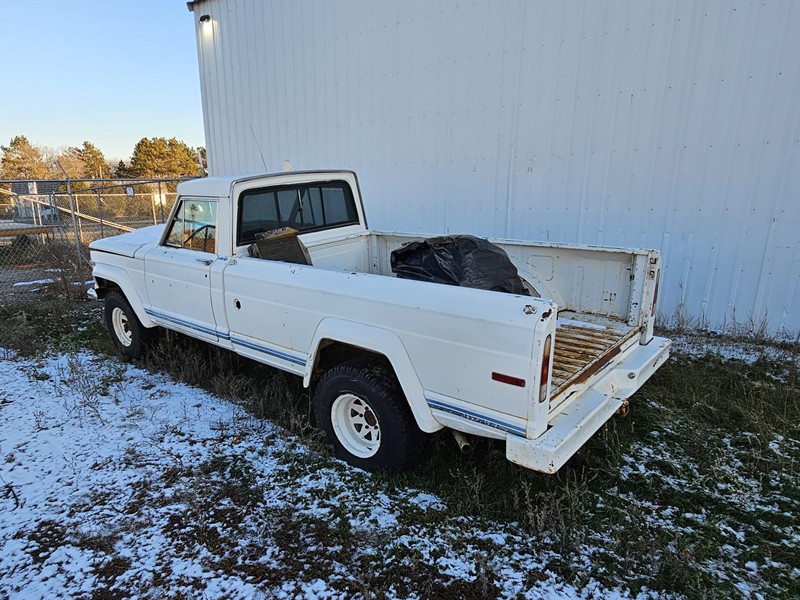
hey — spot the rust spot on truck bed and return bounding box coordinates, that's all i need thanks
[550,322,640,407]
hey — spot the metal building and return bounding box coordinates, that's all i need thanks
[188,0,800,336]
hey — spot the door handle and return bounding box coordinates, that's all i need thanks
[196,258,213,266]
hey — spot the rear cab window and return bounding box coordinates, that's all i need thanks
[237,181,359,246]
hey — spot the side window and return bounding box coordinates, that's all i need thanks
[164,199,218,253]
[320,186,355,223]
[238,181,359,245]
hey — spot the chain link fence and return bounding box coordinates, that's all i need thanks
[0,178,194,300]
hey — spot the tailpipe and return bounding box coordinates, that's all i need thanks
[451,430,472,453]
[616,399,630,417]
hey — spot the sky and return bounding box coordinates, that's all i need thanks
[1,1,205,162]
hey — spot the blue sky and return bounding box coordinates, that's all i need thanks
[2,1,204,161]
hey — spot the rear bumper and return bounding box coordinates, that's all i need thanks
[506,336,670,473]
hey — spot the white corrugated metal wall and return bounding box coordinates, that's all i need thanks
[191,0,800,336]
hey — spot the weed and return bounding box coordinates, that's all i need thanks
[37,242,91,301]
[54,354,112,424]
[1,474,22,509]
[0,291,106,355]
[33,410,47,431]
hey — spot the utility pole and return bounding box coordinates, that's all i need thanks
[196,147,205,177]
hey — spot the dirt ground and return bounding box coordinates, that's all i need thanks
[0,266,91,304]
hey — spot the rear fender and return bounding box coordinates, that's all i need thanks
[304,318,443,433]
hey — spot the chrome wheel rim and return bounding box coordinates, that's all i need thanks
[331,393,381,458]
[111,307,133,347]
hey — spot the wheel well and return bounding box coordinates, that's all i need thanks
[312,340,393,382]
[308,337,442,434]
[95,277,122,299]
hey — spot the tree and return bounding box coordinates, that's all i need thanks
[0,135,49,179]
[54,146,85,179]
[78,141,107,179]
[129,137,202,178]
[51,141,108,180]
[112,160,133,179]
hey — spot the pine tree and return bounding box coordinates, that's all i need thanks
[129,137,201,178]
[77,141,108,178]
[0,135,49,179]
[113,160,133,178]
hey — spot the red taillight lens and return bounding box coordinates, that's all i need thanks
[651,270,661,317]
[538,334,552,403]
[492,372,526,387]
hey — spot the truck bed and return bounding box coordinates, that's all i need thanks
[303,232,651,413]
[304,232,650,410]
[550,314,640,410]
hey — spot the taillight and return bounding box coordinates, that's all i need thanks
[492,372,526,387]
[538,334,552,403]
[651,270,661,317]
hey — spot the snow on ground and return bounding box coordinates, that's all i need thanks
[11,279,56,287]
[670,333,799,368]
[0,349,645,599]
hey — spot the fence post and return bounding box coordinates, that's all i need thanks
[75,193,83,241]
[150,183,158,225]
[158,181,165,222]
[56,162,83,269]
[96,189,105,238]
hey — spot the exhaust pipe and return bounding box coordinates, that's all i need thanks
[451,430,472,453]
[616,399,630,417]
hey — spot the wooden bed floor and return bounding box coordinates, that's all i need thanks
[551,317,638,402]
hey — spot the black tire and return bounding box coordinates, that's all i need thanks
[312,358,426,472]
[103,291,154,360]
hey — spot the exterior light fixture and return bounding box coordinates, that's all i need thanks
[199,14,211,22]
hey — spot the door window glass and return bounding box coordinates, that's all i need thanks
[164,199,218,253]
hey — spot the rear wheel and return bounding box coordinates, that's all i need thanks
[312,359,426,472]
[103,291,154,360]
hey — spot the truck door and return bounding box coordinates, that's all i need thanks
[144,197,220,343]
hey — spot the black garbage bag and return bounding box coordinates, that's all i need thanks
[390,235,528,295]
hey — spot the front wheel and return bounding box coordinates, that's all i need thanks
[312,359,426,472]
[103,291,154,360]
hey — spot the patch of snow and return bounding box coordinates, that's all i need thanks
[406,492,447,512]
[557,318,606,331]
[12,279,55,287]
[718,523,745,543]
[734,580,753,597]
[670,333,799,369]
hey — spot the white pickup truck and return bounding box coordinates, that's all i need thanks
[89,170,669,473]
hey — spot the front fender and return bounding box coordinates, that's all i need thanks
[92,263,156,328]
[305,318,443,433]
